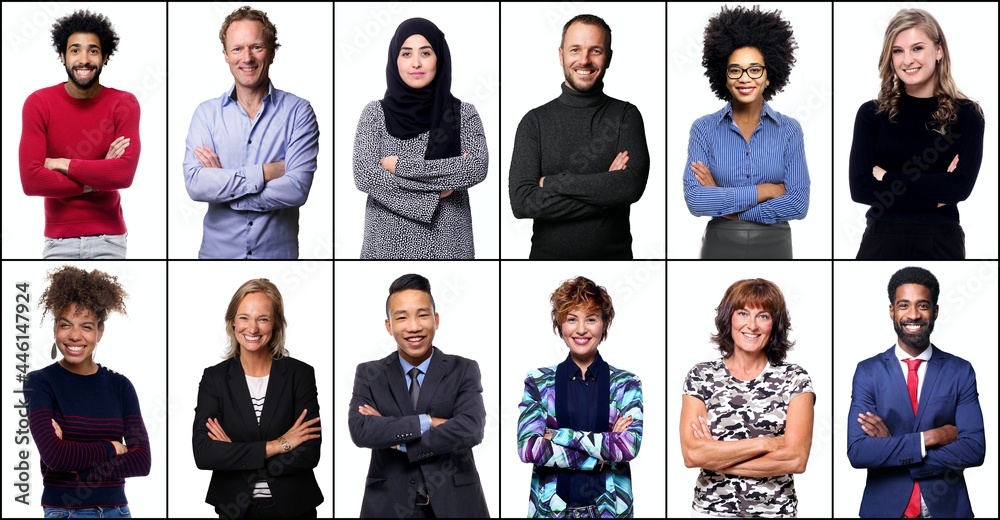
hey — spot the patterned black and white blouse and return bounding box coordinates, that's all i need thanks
[352,100,488,259]
[683,359,814,518]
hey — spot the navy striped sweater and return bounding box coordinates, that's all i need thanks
[23,362,151,508]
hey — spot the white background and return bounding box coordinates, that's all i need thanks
[666,2,834,259]
[832,261,998,518]
[1,2,168,259]
[0,261,167,517]
[167,2,334,259]
[499,261,667,518]
[333,261,500,516]
[166,261,333,518]
[333,2,501,259]
[666,261,834,518]
[832,2,999,259]
[499,2,667,260]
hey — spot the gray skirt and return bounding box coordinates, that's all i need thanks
[700,219,792,259]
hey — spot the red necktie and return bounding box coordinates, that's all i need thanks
[904,359,923,518]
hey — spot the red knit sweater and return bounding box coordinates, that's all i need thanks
[18,83,141,238]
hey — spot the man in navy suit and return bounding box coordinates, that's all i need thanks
[348,273,489,518]
[847,266,986,518]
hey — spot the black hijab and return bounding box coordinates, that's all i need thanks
[382,18,462,160]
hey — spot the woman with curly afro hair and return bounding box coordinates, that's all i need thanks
[517,276,643,517]
[848,8,984,259]
[22,265,150,517]
[683,5,810,259]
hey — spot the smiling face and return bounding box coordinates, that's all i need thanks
[232,292,274,356]
[385,289,438,365]
[61,32,104,95]
[224,19,272,93]
[730,306,772,355]
[891,283,938,352]
[726,46,767,107]
[559,22,610,92]
[397,34,437,89]
[891,27,942,98]
[54,304,103,374]
[559,305,604,359]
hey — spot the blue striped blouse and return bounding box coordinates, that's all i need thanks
[683,102,810,224]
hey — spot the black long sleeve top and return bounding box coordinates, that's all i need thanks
[509,83,650,259]
[848,92,985,223]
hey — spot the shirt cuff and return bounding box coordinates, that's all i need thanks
[920,431,927,458]
[732,185,758,214]
[419,414,431,434]
[398,443,407,453]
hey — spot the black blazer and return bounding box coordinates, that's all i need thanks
[193,357,323,517]
[348,347,489,518]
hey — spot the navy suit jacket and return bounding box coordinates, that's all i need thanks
[847,346,985,518]
[348,347,489,518]
[192,357,323,517]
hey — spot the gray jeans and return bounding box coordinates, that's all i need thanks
[43,234,127,259]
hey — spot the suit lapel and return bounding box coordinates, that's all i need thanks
[259,358,287,438]
[416,347,449,413]
[916,346,944,424]
[227,358,259,436]
[385,353,415,415]
[880,347,915,427]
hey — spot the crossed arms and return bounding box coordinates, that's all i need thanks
[846,362,985,477]
[517,373,643,469]
[348,361,486,463]
[679,392,813,477]
[183,100,318,212]
[352,101,488,224]
[509,105,649,221]
[19,93,140,197]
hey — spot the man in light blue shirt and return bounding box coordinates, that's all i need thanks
[184,6,319,259]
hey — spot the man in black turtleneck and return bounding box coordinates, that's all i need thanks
[509,14,650,259]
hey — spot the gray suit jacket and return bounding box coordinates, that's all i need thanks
[348,347,489,518]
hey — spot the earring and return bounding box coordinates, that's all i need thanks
[51,342,57,360]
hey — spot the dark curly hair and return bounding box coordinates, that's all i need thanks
[550,276,615,341]
[38,266,127,328]
[702,5,797,101]
[887,266,940,307]
[51,10,120,62]
[711,278,794,365]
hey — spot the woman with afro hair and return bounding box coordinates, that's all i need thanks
[683,5,810,259]
[22,266,150,517]
[848,8,984,259]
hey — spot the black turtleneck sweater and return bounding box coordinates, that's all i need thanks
[509,83,649,259]
[848,92,985,223]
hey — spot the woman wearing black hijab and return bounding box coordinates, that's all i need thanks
[353,18,488,259]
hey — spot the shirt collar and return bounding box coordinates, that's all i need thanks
[399,349,434,377]
[894,343,934,363]
[223,80,275,106]
[562,351,604,381]
[717,101,779,125]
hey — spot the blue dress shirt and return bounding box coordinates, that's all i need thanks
[398,351,434,448]
[184,82,319,259]
[683,102,809,224]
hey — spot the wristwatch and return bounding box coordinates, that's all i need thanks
[278,436,291,452]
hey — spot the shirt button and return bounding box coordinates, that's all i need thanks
[248,139,252,144]
[410,478,416,484]
[745,152,749,156]
[247,250,252,256]
[248,221,253,226]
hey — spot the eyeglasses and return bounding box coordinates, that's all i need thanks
[726,65,767,79]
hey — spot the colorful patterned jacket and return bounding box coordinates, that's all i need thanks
[517,358,643,517]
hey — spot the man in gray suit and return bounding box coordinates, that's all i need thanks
[349,273,489,518]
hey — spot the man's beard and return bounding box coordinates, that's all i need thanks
[65,63,101,90]
[894,318,935,350]
[563,67,604,92]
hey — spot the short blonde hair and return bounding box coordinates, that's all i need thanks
[219,6,280,61]
[224,278,288,359]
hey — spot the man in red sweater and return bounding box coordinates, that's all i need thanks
[18,10,140,259]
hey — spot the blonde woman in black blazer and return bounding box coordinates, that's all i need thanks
[192,279,323,518]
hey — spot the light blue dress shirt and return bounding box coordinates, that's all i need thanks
[398,351,434,451]
[683,102,810,224]
[184,82,319,259]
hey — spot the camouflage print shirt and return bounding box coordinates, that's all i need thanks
[683,359,813,518]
